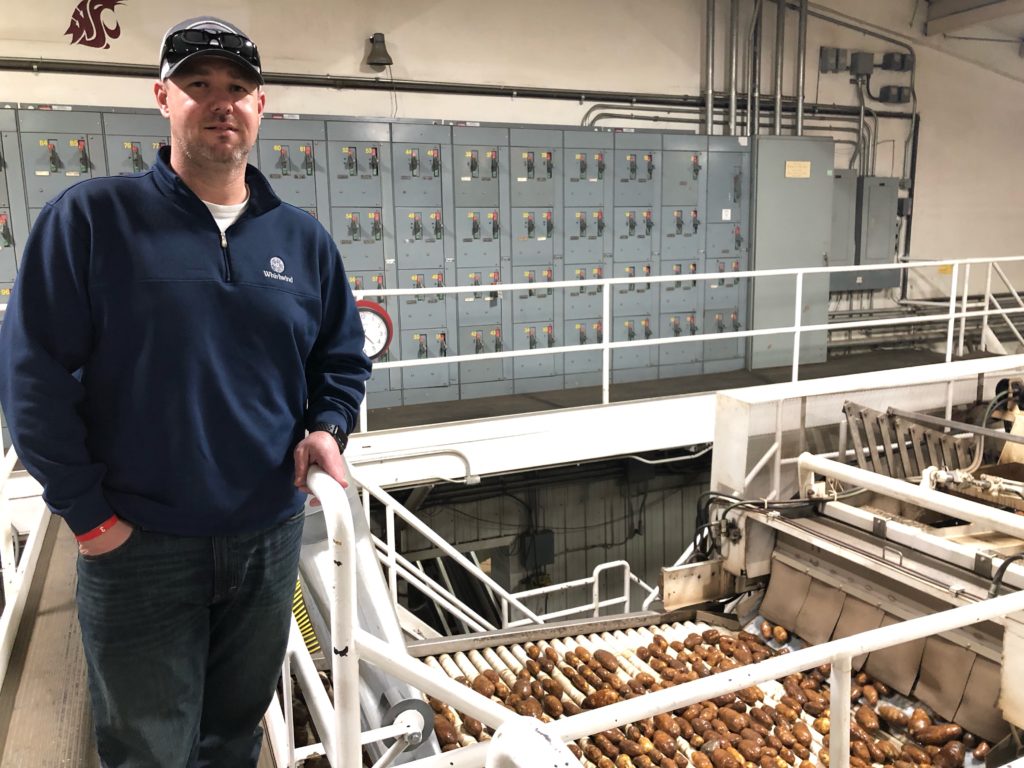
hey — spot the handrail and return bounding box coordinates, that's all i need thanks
[350,468,546,626]
[397,588,1024,768]
[355,255,1024,429]
[306,467,361,768]
[500,561,656,627]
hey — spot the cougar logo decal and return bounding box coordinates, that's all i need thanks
[65,0,124,50]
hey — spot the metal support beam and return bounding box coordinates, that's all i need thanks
[926,0,1024,35]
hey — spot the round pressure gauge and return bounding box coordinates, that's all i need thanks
[356,300,393,360]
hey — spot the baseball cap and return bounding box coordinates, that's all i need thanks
[159,17,264,84]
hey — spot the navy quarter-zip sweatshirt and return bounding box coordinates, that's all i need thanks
[0,146,372,536]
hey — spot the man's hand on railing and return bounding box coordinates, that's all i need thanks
[293,431,349,497]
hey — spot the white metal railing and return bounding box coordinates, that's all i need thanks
[281,465,1024,768]
[501,560,657,627]
[349,467,657,631]
[0,445,51,690]
[354,255,1024,432]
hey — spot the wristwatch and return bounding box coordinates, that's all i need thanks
[312,422,348,454]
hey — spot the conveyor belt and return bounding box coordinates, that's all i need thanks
[416,619,990,768]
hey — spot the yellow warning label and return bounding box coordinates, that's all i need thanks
[785,160,812,178]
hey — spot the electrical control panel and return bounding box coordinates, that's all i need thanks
[3,107,817,411]
[102,114,168,178]
[18,110,107,212]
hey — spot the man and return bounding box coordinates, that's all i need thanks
[0,16,371,767]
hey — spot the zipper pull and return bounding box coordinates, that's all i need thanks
[220,232,228,249]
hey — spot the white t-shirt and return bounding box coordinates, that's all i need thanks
[202,190,249,233]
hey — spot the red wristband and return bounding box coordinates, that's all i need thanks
[75,515,120,543]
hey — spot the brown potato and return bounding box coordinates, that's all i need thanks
[750,708,773,728]
[760,620,773,640]
[462,715,483,738]
[691,752,713,768]
[774,703,799,723]
[702,629,721,645]
[514,697,543,718]
[772,626,789,644]
[740,727,765,746]
[939,741,965,767]
[530,680,544,699]
[434,713,458,746]
[850,740,872,763]
[653,731,677,758]
[902,744,931,764]
[803,700,826,717]
[855,705,879,731]
[879,704,910,727]
[621,740,644,758]
[733,644,753,665]
[973,742,990,760]
[710,748,740,768]
[792,721,812,747]
[542,694,563,718]
[595,649,620,673]
[861,683,879,706]
[586,688,621,708]
[654,714,680,737]
[916,724,963,746]
[595,733,620,757]
[908,708,932,735]
[737,740,762,762]
[526,644,541,660]
[616,754,636,768]
[585,743,605,762]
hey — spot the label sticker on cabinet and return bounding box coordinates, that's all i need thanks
[722,209,732,221]
[785,160,812,178]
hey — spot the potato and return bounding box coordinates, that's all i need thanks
[586,688,621,708]
[792,722,812,748]
[737,740,762,762]
[855,705,879,731]
[879,703,910,727]
[434,713,458,746]
[902,744,931,764]
[861,683,879,706]
[514,697,543,718]
[653,731,677,758]
[733,644,753,665]
[702,629,721,645]
[939,740,965,768]
[594,649,620,673]
[916,725,963,746]
[462,715,483,738]
[772,626,789,644]
[542,694,563,718]
[973,742,990,760]
[908,708,932,734]
[710,748,741,768]
[812,717,830,735]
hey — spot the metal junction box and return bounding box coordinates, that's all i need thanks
[829,174,900,292]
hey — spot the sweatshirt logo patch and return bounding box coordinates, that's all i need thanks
[264,257,294,284]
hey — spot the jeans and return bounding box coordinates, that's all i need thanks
[75,511,305,768]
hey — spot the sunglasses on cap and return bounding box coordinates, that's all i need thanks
[160,28,262,77]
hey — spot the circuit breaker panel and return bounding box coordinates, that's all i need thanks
[0,106,842,412]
